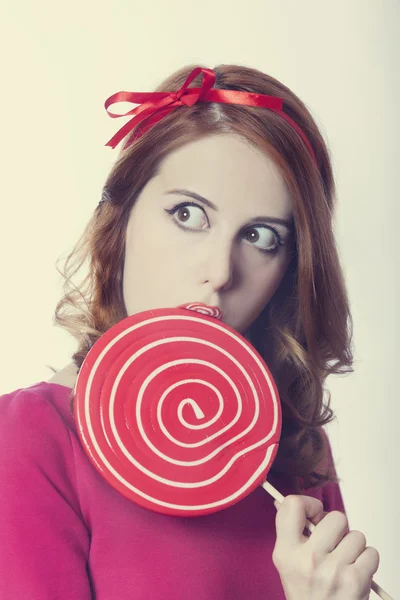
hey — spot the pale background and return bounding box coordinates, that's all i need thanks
[0,0,398,596]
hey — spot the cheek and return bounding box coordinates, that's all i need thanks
[269,259,289,290]
[251,257,290,306]
[123,225,183,306]
[126,214,172,268]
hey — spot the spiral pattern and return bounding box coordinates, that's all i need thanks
[74,307,281,517]
[178,302,222,321]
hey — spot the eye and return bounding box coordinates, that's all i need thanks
[165,202,209,230]
[243,225,283,254]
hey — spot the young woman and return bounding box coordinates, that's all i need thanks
[0,64,380,599]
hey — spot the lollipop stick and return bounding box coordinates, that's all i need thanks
[261,480,393,600]
[370,581,394,600]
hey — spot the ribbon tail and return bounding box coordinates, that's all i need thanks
[107,106,177,149]
[105,115,142,148]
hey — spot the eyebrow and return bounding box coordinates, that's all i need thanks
[165,188,293,231]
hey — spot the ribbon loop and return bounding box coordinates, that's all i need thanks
[103,66,317,166]
[105,68,216,149]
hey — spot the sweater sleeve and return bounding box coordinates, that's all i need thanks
[0,388,92,599]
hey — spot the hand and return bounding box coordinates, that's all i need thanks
[272,495,380,599]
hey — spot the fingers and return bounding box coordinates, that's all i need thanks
[306,510,349,554]
[272,495,381,598]
[340,547,380,596]
[274,495,324,546]
[302,510,328,538]
[274,499,328,538]
[353,546,380,575]
[311,510,328,526]
[330,530,367,565]
[329,532,379,583]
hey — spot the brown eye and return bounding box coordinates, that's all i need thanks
[245,229,261,243]
[177,207,190,222]
[244,226,282,253]
[167,203,209,230]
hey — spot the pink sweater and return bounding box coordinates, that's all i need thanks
[0,381,346,599]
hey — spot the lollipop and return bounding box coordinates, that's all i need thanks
[74,303,391,599]
[74,303,280,517]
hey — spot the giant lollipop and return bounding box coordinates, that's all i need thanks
[74,303,391,600]
[74,303,280,516]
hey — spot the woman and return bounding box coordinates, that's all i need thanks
[0,64,379,599]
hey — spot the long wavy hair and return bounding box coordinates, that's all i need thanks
[53,63,354,494]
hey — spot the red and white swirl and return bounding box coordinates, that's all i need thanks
[74,307,281,517]
[179,302,222,321]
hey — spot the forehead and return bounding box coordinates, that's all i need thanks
[154,134,292,219]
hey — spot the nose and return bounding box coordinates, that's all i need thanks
[198,239,235,294]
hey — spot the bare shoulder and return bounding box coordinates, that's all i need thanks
[48,362,78,390]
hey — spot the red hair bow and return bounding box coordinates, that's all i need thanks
[104,66,317,165]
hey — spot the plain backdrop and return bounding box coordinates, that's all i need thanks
[0,0,398,596]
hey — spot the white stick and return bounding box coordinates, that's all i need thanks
[261,480,394,600]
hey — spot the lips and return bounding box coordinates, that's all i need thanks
[178,302,223,321]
